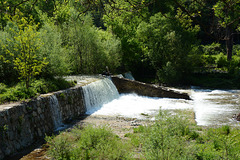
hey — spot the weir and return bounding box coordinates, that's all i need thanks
[82,78,119,114]
[0,76,190,159]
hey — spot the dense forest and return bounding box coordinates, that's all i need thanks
[0,0,240,102]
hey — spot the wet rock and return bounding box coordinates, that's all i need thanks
[233,113,240,121]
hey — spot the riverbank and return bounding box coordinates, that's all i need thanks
[20,109,195,159]
[21,109,240,160]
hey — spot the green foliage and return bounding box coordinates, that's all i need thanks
[1,15,48,88]
[0,83,7,93]
[202,43,223,55]
[216,52,228,68]
[46,125,132,160]
[61,9,121,74]
[140,111,196,159]
[103,1,149,76]
[0,28,18,83]
[157,62,180,85]
[45,110,240,160]
[0,78,75,104]
[137,12,199,84]
[38,18,71,76]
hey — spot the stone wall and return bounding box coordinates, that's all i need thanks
[0,85,85,160]
[111,76,191,100]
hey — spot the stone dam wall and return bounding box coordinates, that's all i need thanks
[111,76,191,100]
[0,86,85,160]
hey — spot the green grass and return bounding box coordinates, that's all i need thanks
[0,77,76,104]
[46,111,240,160]
[46,125,132,160]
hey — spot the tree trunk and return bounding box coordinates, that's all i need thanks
[226,26,233,61]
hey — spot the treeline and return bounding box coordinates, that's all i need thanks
[0,0,240,89]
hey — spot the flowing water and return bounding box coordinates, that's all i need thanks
[49,95,64,131]
[82,78,119,114]
[84,81,240,126]
[192,88,240,126]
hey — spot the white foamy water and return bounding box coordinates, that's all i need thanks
[87,93,193,119]
[191,89,240,126]
[83,78,119,112]
[86,87,240,126]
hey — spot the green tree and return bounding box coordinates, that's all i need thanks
[213,0,240,60]
[2,15,48,88]
[163,0,240,61]
[103,0,151,76]
[38,10,71,77]
[136,12,199,84]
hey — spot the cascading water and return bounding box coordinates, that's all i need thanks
[49,95,63,130]
[66,76,240,126]
[82,78,119,114]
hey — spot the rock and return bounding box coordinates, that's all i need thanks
[233,113,240,121]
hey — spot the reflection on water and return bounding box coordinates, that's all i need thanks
[88,88,240,126]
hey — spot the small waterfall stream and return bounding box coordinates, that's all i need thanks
[49,95,63,130]
[82,78,119,114]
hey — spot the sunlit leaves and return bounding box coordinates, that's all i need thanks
[1,15,48,88]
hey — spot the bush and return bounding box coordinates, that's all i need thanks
[46,125,132,160]
[0,83,7,93]
[45,111,240,160]
[216,52,228,68]
[140,111,196,160]
[233,45,240,56]
[202,42,223,55]
[0,78,75,104]
[157,62,181,85]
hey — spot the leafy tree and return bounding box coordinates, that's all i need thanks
[38,11,71,77]
[163,0,240,61]
[1,14,48,88]
[103,0,152,76]
[137,12,199,84]
[213,0,240,60]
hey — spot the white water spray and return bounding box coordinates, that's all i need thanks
[49,95,63,130]
[82,78,119,114]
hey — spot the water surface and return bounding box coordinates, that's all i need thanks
[87,89,240,126]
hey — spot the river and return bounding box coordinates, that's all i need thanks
[86,87,240,126]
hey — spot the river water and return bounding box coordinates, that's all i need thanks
[86,87,240,126]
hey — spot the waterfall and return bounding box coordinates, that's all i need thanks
[82,78,119,114]
[49,95,63,130]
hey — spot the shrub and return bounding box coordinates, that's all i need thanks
[157,61,180,85]
[0,78,75,104]
[216,52,228,68]
[140,111,196,160]
[202,42,223,55]
[0,83,7,93]
[46,125,132,160]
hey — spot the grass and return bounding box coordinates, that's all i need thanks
[0,77,76,104]
[46,125,132,160]
[46,110,240,160]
